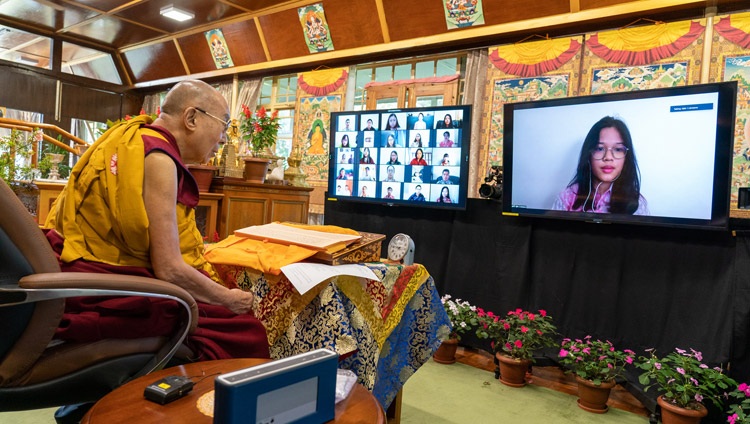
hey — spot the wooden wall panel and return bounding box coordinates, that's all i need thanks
[179,33,222,74]
[0,67,56,116]
[258,8,310,60]
[322,0,384,49]
[61,83,126,122]
[219,20,267,65]
[482,0,570,25]
[381,0,446,41]
[123,41,186,82]
[580,0,633,10]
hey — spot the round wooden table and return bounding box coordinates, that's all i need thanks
[82,358,385,424]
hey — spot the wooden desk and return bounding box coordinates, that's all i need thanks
[211,178,313,238]
[195,192,222,240]
[34,180,66,224]
[82,358,385,424]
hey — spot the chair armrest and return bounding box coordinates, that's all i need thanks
[18,272,198,333]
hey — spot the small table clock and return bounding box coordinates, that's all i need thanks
[387,233,415,265]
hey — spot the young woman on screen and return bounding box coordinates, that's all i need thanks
[387,150,401,165]
[413,113,427,130]
[411,132,424,147]
[436,113,454,129]
[359,147,375,164]
[552,116,648,214]
[410,148,427,165]
[385,113,401,130]
[340,134,350,147]
[384,133,397,148]
[436,186,452,203]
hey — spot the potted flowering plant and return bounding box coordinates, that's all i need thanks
[558,336,636,413]
[240,104,280,157]
[481,308,557,387]
[434,294,480,364]
[636,347,736,423]
[727,382,750,424]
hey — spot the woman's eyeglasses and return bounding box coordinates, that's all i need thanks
[591,145,628,160]
[194,107,230,131]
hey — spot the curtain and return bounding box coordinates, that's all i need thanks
[141,92,163,115]
[463,48,488,198]
[214,82,233,113]
[235,78,263,119]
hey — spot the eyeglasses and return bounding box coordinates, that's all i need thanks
[194,107,230,131]
[591,145,628,160]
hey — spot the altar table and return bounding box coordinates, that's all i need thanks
[211,262,450,409]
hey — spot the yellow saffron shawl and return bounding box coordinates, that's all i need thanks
[45,116,217,279]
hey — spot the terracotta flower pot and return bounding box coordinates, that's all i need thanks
[657,395,707,424]
[243,157,271,183]
[433,337,459,364]
[495,353,531,387]
[576,376,615,413]
[187,164,217,192]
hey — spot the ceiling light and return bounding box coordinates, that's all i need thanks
[160,5,194,22]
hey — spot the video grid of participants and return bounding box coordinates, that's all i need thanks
[333,109,464,204]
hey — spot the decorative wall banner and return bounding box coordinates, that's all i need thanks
[709,11,750,218]
[589,62,688,94]
[482,37,583,174]
[295,95,342,183]
[298,4,334,53]
[298,68,348,96]
[585,20,704,66]
[580,19,706,95]
[205,29,234,69]
[444,0,485,29]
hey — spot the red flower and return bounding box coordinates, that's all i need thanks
[514,340,523,348]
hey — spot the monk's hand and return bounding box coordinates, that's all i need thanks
[225,288,255,315]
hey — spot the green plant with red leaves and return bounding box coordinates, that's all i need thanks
[558,336,635,385]
[240,104,279,155]
[478,308,557,361]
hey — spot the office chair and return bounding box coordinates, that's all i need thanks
[0,177,199,412]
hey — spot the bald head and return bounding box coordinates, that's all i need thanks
[161,80,226,117]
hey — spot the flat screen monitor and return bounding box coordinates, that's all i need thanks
[327,105,471,210]
[502,82,737,230]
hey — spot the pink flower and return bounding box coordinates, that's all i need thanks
[514,340,523,349]
[539,309,547,317]
[729,413,738,424]
[520,326,528,333]
[654,362,662,370]
[625,356,634,364]
[559,348,569,358]
[677,367,685,375]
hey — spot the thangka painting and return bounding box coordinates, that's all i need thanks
[295,95,342,183]
[205,29,234,69]
[709,11,750,218]
[580,19,706,95]
[298,3,334,54]
[483,37,583,173]
[444,0,484,30]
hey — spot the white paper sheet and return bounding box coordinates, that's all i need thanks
[281,262,380,295]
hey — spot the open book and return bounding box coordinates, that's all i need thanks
[234,223,362,251]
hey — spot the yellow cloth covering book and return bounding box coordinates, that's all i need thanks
[204,223,361,275]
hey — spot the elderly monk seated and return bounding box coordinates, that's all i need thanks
[43,80,269,361]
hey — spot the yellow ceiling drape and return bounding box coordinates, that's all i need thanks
[298,68,348,96]
[586,20,705,66]
[714,12,750,49]
[488,38,582,77]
